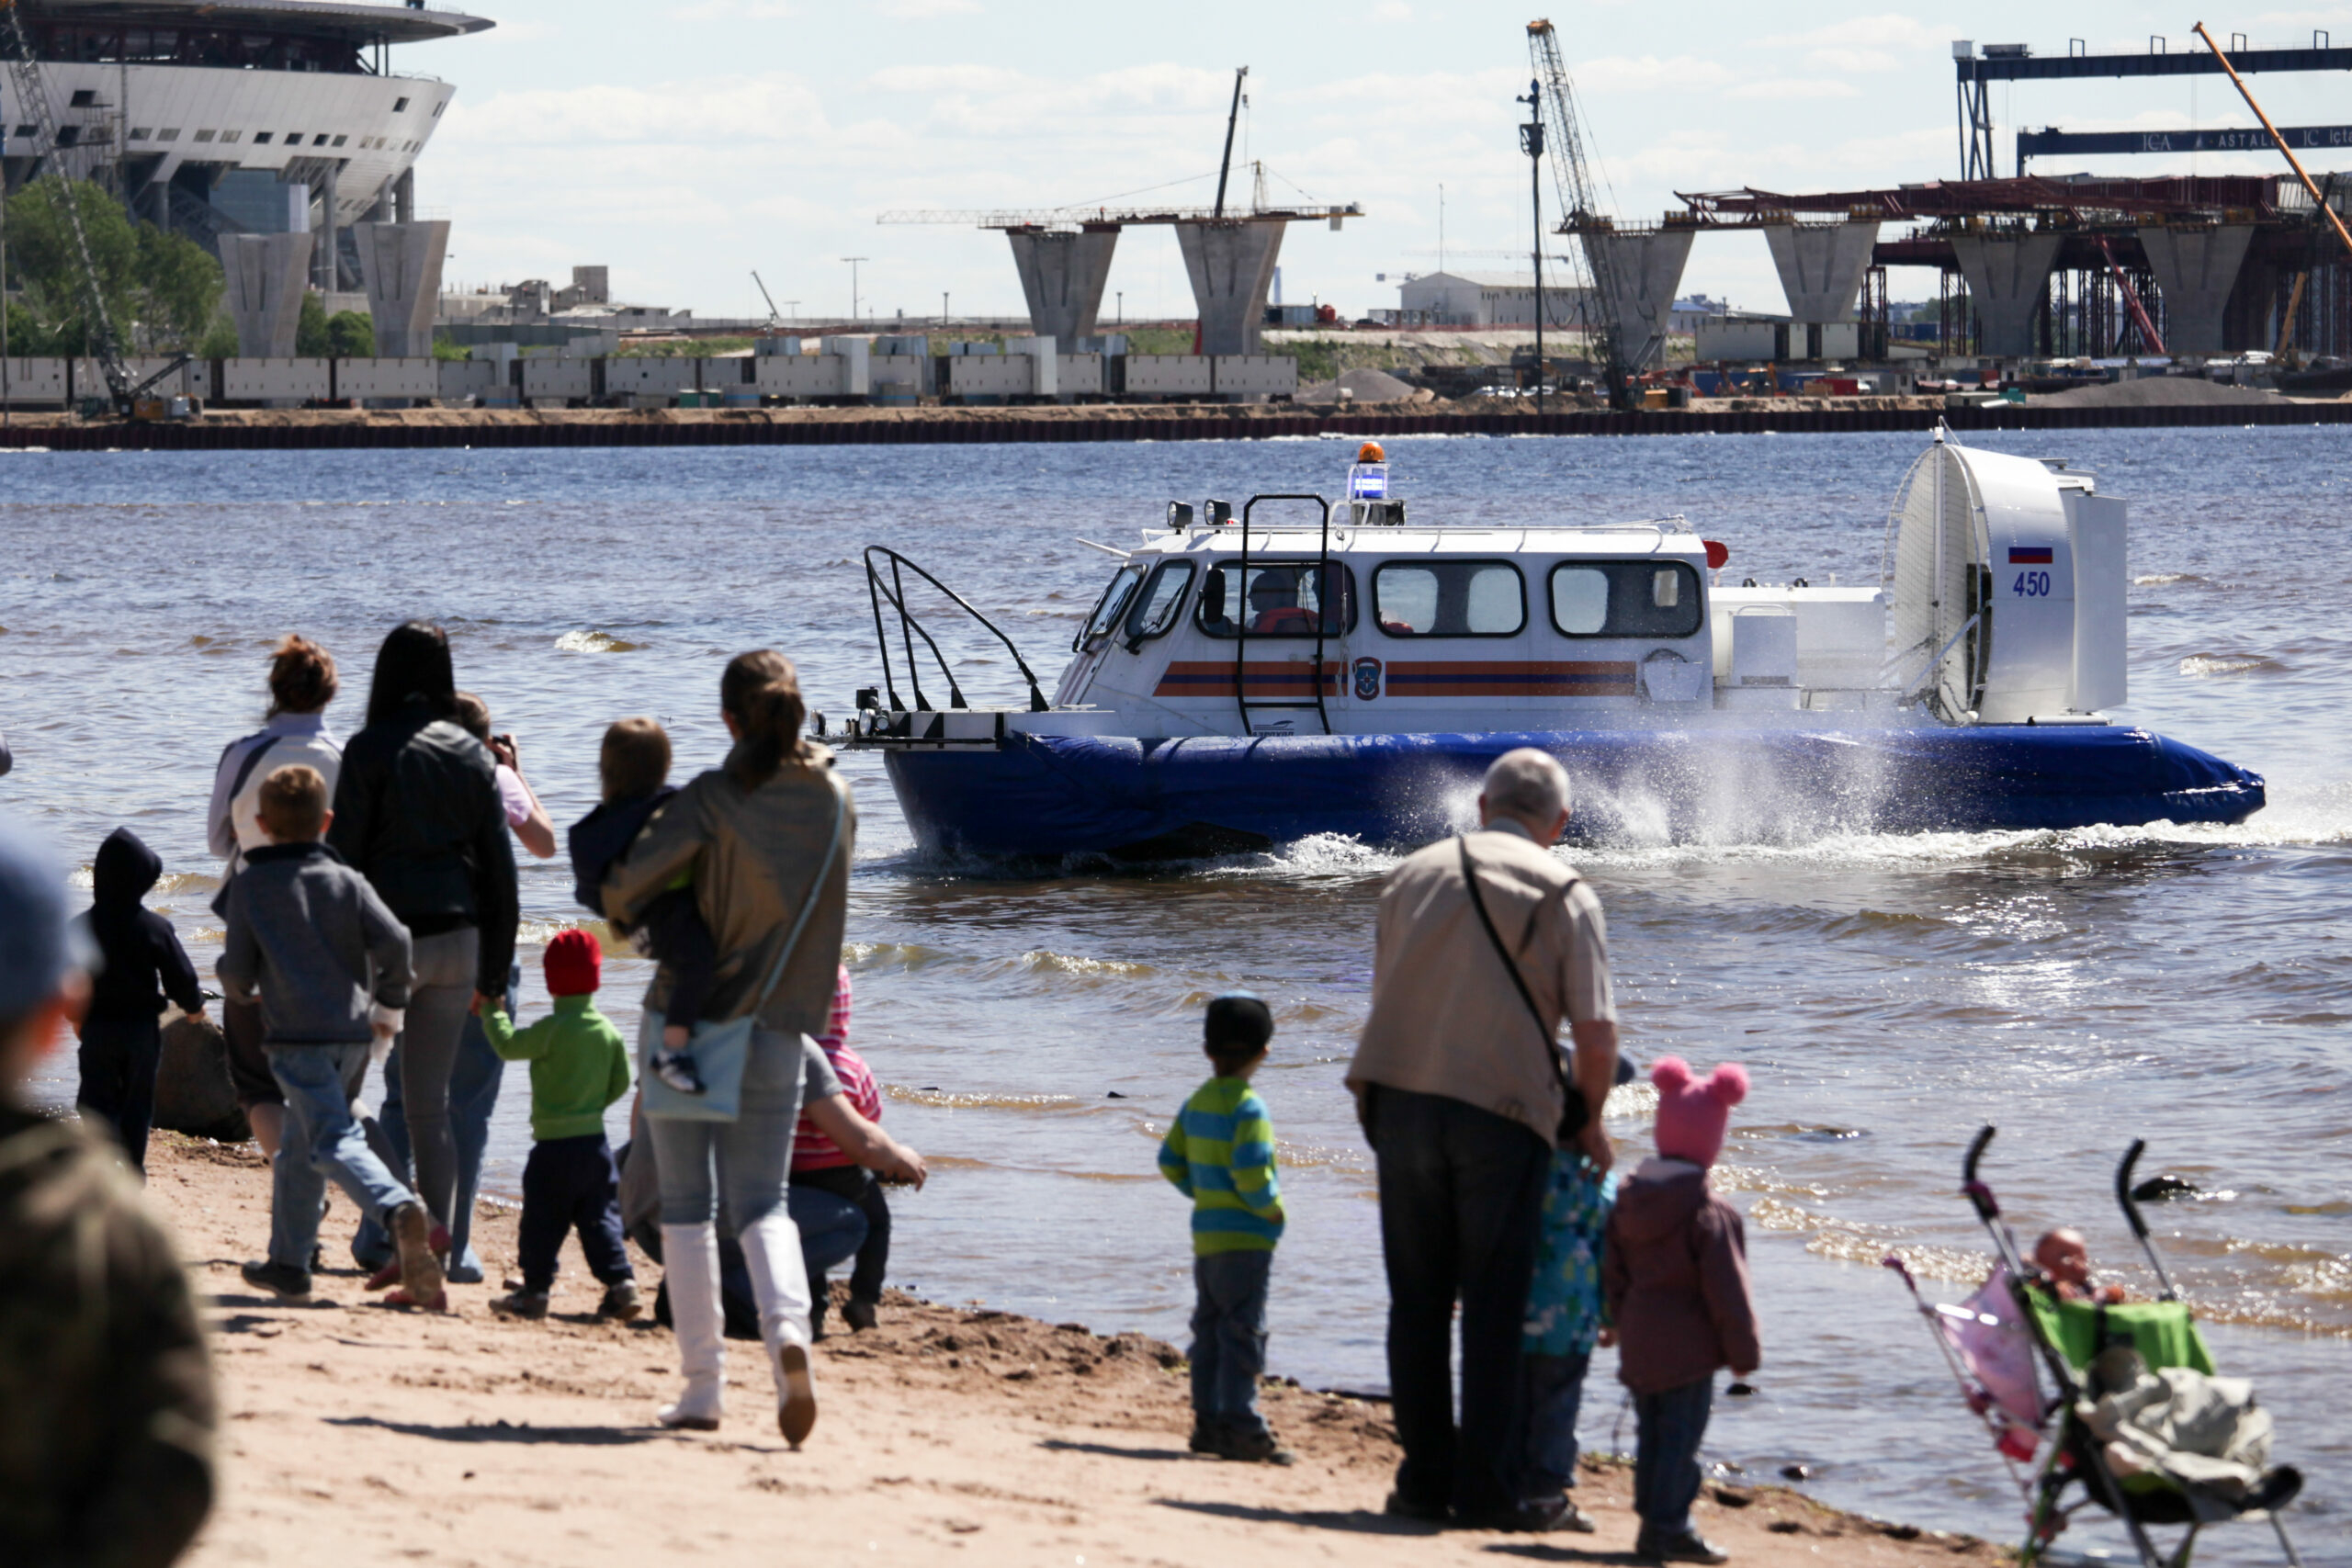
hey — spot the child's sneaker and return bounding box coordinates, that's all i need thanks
[491,1289,550,1319]
[651,1049,706,1096]
[598,1280,642,1321]
[1188,1421,1222,1454]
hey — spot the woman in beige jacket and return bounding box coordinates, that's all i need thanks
[604,650,854,1446]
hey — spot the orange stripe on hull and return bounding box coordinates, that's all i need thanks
[1155,661,1342,697]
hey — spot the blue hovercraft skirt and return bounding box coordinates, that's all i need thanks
[879,725,2265,861]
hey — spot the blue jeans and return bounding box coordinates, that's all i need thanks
[1523,1349,1592,1500]
[1190,1249,1273,1435]
[356,962,514,1280]
[268,1043,419,1272]
[788,1185,867,1286]
[1634,1376,1715,1536]
[648,1022,805,1228]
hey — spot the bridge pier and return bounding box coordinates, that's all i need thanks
[1007,226,1120,345]
[1764,220,1880,321]
[222,232,315,357]
[1949,231,2064,356]
[354,221,451,358]
[1583,227,1696,369]
[1174,220,1284,355]
[2137,223,2255,355]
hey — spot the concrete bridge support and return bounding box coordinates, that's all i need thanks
[1007,226,1119,346]
[1764,220,1880,321]
[1949,231,2064,356]
[2136,224,2256,355]
[1175,219,1284,355]
[1583,227,1696,369]
[221,232,315,358]
[354,220,452,357]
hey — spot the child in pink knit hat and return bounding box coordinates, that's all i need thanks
[1602,1058,1761,1566]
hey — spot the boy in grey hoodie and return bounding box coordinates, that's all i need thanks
[219,764,444,1311]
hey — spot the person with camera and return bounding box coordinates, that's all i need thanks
[1345,748,1620,1534]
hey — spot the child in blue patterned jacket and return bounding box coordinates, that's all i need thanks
[1521,1147,1617,1526]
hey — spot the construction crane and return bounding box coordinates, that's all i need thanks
[0,0,135,412]
[1527,18,1634,411]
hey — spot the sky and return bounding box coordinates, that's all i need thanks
[402,1,2352,322]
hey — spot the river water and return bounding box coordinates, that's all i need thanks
[3,428,2345,1559]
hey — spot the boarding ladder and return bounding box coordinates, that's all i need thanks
[1233,492,1335,738]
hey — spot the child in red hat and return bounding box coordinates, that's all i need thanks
[1603,1057,1760,1566]
[477,929,639,1320]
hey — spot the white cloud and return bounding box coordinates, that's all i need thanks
[1724,77,1864,101]
[874,0,978,16]
[675,0,794,16]
[1372,0,1410,18]
[1756,15,1946,51]
[1574,55,1736,94]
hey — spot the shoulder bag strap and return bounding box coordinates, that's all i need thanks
[748,771,849,1015]
[224,732,284,805]
[1457,833,1582,1114]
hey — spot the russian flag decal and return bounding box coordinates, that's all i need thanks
[2007,546,2054,565]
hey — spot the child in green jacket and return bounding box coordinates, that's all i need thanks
[478,929,639,1321]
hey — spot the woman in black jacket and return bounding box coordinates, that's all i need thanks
[328,623,518,1258]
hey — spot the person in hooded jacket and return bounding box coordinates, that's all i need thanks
[327,622,518,1256]
[1602,1057,1760,1566]
[75,828,207,1174]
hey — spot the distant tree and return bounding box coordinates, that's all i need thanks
[197,313,239,359]
[2,177,221,352]
[326,310,374,358]
[295,290,330,356]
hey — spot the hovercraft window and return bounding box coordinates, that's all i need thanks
[1196,561,1356,638]
[1125,559,1195,643]
[1373,560,1524,637]
[1074,563,1146,651]
[1549,561,1703,638]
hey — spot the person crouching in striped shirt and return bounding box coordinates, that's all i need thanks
[1158,993,1291,1465]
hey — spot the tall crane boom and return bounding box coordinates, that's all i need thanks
[0,0,132,409]
[1527,18,1634,409]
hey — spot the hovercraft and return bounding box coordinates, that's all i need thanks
[837,431,2263,860]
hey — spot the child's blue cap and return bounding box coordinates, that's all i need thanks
[1204,992,1273,1055]
[0,812,78,1021]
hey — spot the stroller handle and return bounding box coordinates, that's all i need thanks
[2114,1137,2183,1303]
[1963,1124,2000,1220]
[2116,1139,2152,1240]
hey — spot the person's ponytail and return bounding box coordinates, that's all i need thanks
[721,649,809,789]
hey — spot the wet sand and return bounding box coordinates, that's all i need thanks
[147,1132,1996,1568]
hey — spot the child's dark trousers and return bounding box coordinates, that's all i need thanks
[518,1133,635,1294]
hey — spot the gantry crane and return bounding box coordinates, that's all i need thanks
[1527,18,1634,411]
[0,0,135,411]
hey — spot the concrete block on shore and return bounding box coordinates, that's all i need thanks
[521,357,597,402]
[222,357,332,404]
[0,358,69,406]
[605,357,700,398]
[335,358,438,400]
[1123,355,1215,398]
[1213,355,1297,400]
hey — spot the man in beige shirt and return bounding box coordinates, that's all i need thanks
[1347,748,1620,1532]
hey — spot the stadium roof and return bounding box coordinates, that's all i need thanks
[30,0,492,45]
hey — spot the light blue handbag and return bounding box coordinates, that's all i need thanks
[640,773,846,1123]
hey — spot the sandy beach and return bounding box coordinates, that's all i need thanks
[138,1132,1997,1568]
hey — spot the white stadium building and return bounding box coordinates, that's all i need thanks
[0,0,490,290]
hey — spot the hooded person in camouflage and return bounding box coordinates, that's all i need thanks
[0,811,217,1565]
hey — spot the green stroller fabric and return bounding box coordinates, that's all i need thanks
[2025,1292,2217,1377]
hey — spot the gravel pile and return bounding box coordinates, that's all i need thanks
[2035,376,2286,408]
[1296,367,1419,403]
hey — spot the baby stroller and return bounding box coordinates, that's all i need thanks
[1885,1126,2306,1568]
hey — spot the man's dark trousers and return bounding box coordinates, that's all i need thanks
[518,1133,633,1294]
[1369,1084,1552,1518]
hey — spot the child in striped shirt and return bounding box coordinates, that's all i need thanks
[789,966,891,1335]
[1158,993,1290,1464]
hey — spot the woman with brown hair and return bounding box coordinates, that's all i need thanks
[206,634,346,1157]
[606,650,915,1445]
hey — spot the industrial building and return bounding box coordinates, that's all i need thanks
[1393,270,1591,328]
